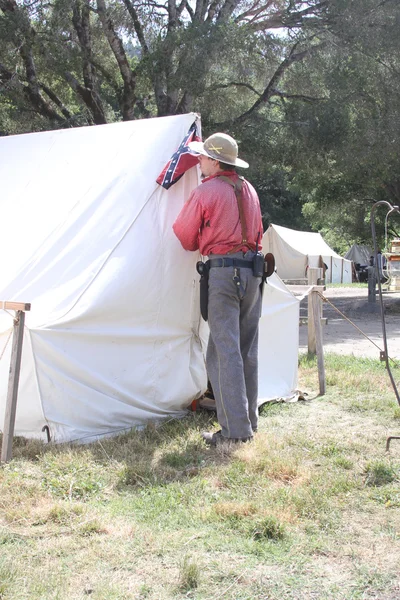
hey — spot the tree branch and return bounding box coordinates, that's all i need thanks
[210,42,325,127]
[205,0,221,22]
[240,0,329,30]
[207,81,262,96]
[235,0,277,24]
[176,0,187,19]
[270,89,327,103]
[184,0,194,20]
[96,0,136,120]
[87,57,120,92]
[39,82,73,120]
[194,0,208,23]
[122,0,149,53]
[216,0,241,23]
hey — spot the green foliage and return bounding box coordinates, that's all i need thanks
[364,461,397,487]
[281,0,400,245]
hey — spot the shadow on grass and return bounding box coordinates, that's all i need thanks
[2,409,258,492]
[1,399,308,503]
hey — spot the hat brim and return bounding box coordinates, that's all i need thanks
[188,141,249,169]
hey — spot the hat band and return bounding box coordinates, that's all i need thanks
[205,149,237,163]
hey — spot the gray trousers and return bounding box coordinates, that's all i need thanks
[206,252,262,439]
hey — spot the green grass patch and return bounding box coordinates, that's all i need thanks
[299,353,400,415]
[41,450,116,500]
[364,460,398,487]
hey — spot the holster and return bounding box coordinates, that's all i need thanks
[196,261,210,321]
[260,253,275,301]
[264,252,275,280]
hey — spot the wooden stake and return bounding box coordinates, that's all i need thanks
[1,310,25,463]
[307,268,321,354]
[307,297,316,354]
[311,291,326,395]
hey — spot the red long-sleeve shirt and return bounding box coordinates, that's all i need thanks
[173,171,264,256]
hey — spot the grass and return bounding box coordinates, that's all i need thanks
[1,354,400,598]
[326,282,368,288]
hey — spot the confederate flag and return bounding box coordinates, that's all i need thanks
[156,122,200,190]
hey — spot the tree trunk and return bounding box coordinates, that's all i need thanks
[96,0,136,120]
[72,0,107,124]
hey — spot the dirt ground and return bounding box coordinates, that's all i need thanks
[299,286,400,359]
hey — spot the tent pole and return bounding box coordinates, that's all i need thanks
[1,309,26,463]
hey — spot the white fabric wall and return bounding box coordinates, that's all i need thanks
[258,274,299,402]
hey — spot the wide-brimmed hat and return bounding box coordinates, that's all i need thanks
[188,132,249,169]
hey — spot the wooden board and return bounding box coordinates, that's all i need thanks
[0,302,31,311]
[286,285,325,296]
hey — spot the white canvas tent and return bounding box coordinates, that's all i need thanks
[0,114,299,443]
[345,244,372,265]
[263,223,352,284]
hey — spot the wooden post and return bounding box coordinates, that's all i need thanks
[1,310,25,463]
[311,291,326,395]
[307,268,322,354]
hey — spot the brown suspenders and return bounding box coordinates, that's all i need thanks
[218,175,255,254]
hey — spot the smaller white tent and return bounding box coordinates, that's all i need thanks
[345,244,372,266]
[263,224,352,284]
[258,274,299,403]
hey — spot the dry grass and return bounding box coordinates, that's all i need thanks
[1,354,400,598]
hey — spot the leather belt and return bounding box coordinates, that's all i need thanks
[208,258,253,269]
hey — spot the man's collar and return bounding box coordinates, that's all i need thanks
[201,171,238,184]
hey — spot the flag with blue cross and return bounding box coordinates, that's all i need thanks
[156,122,200,190]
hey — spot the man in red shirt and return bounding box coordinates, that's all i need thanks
[173,132,264,446]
